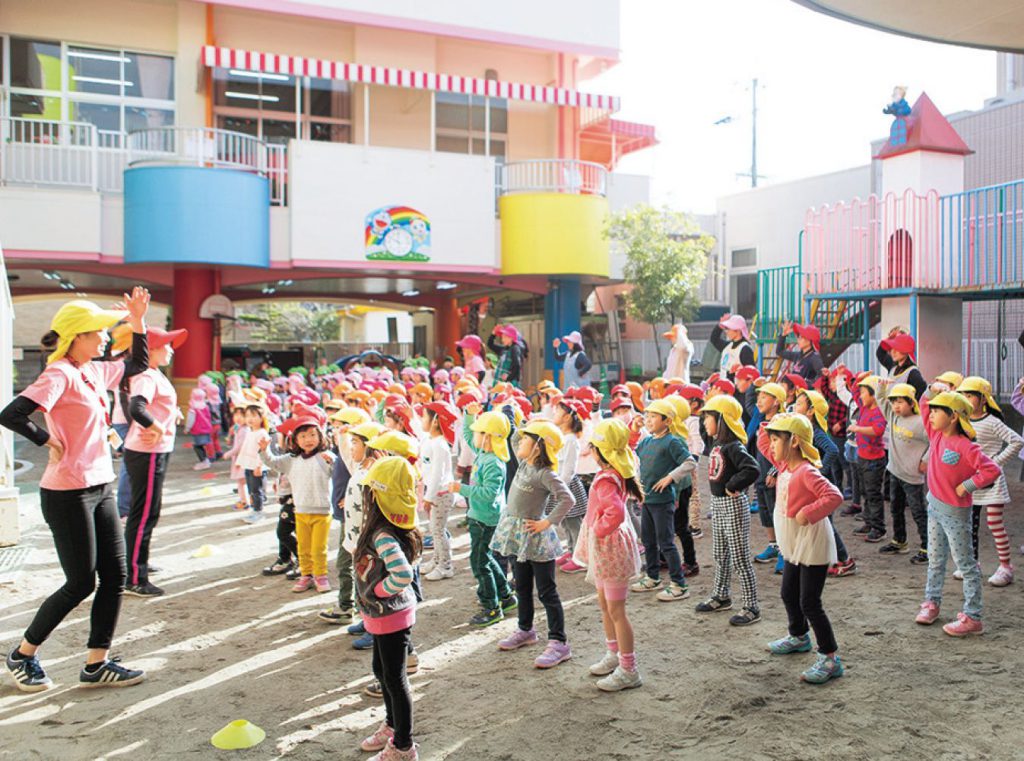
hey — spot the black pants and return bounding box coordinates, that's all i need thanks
[890,477,928,548]
[245,469,266,512]
[371,628,413,751]
[123,450,169,586]
[780,562,837,654]
[276,495,297,564]
[514,559,566,642]
[673,484,698,567]
[858,457,887,532]
[26,484,125,650]
[755,481,776,529]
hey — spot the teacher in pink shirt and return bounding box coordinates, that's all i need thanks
[0,287,152,692]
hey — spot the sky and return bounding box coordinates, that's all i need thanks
[589,0,996,213]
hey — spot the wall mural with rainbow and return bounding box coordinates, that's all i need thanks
[364,206,431,262]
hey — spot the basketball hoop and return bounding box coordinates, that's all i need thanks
[199,294,234,320]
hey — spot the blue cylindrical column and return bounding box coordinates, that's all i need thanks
[544,276,582,380]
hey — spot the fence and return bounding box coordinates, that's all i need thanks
[498,159,608,197]
[940,180,1024,290]
[621,339,709,378]
[0,244,15,492]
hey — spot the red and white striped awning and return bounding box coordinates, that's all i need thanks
[202,45,620,111]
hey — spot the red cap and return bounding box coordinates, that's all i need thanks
[389,403,416,436]
[290,401,327,431]
[735,365,761,382]
[665,383,686,397]
[713,378,736,395]
[571,386,602,405]
[611,398,634,413]
[424,401,459,446]
[854,370,872,385]
[611,384,630,397]
[559,397,591,421]
[512,395,533,419]
[783,373,808,390]
[456,390,482,409]
[707,372,721,385]
[148,327,189,350]
[880,333,916,359]
[455,334,483,354]
[833,365,855,386]
[265,394,281,415]
[290,388,320,407]
[793,324,822,351]
[679,384,705,401]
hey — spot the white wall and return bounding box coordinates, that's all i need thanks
[605,172,651,280]
[0,188,106,255]
[363,311,413,343]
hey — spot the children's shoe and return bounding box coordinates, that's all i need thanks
[774,555,785,574]
[988,564,1014,587]
[79,658,145,688]
[348,620,367,635]
[656,582,690,602]
[406,650,418,675]
[879,540,909,555]
[233,501,248,511]
[124,582,164,598]
[800,653,844,684]
[318,607,354,625]
[419,561,436,577]
[690,528,704,539]
[754,544,779,563]
[425,565,454,581]
[683,563,700,577]
[851,525,871,536]
[363,679,383,699]
[291,575,314,593]
[368,738,419,761]
[953,568,964,581]
[500,594,518,614]
[192,461,211,471]
[285,567,301,580]
[559,560,585,574]
[314,575,331,593]
[352,632,374,650]
[729,607,762,626]
[422,534,434,549]
[630,576,663,592]
[360,721,394,752]
[534,640,572,669]
[865,529,886,543]
[749,501,759,514]
[910,549,929,565]
[915,600,940,625]
[942,612,984,637]
[695,596,732,613]
[6,649,52,693]
[828,558,857,577]
[588,651,620,676]
[242,511,264,524]
[555,551,572,566]
[470,608,503,628]
[262,560,293,576]
[767,633,813,655]
[596,665,643,692]
[499,628,538,651]
[840,503,862,517]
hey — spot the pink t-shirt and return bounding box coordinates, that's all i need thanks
[21,359,124,490]
[125,368,178,454]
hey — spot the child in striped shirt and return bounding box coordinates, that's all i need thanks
[356,456,422,761]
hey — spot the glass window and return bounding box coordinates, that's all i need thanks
[435,92,507,156]
[308,78,351,119]
[10,38,62,90]
[731,273,757,316]
[217,114,259,137]
[436,134,469,154]
[67,46,124,96]
[436,92,470,131]
[70,101,121,131]
[731,248,757,268]
[310,122,351,143]
[10,93,61,120]
[125,52,174,100]
[125,106,175,132]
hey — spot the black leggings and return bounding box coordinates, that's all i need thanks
[371,628,413,751]
[780,561,837,654]
[124,449,169,586]
[514,559,566,642]
[276,496,297,564]
[25,484,126,650]
[673,484,698,567]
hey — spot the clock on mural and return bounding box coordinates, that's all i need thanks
[364,206,431,262]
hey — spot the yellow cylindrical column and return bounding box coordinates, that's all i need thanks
[499,193,609,276]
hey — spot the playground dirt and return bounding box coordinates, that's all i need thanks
[1,442,1023,760]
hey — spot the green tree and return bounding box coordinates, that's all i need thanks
[606,205,714,366]
[242,302,341,343]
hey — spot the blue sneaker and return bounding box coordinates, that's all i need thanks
[774,554,785,574]
[79,658,145,688]
[347,620,366,636]
[352,632,374,650]
[754,544,779,563]
[750,501,759,514]
[767,634,813,655]
[801,653,844,684]
[6,649,52,693]
[423,534,434,549]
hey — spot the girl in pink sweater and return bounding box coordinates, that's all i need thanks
[916,391,1000,637]
[574,418,643,693]
[757,413,844,684]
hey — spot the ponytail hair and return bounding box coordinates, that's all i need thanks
[41,331,59,352]
[523,432,555,469]
[592,447,645,502]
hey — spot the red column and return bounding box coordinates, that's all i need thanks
[172,267,216,394]
[435,296,461,362]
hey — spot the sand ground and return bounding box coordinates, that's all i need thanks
[2,440,1023,761]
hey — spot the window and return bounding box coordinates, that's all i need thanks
[387,317,399,344]
[731,248,757,268]
[2,36,175,132]
[435,92,507,158]
[413,325,427,356]
[213,68,352,144]
[731,273,757,317]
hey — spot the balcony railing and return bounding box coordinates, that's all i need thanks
[498,159,608,197]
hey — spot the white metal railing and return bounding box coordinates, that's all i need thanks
[0,116,102,190]
[499,159,608,196]
[0,243,15,492]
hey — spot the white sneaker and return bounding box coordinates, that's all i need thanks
[630,576,663,593]
[242,511,264,524]
[988,564,1014,587]
[588,651,620,676]
[596,666,642,692]
[192,461,211,471]
[656,582,690,602]
[420,562,436,577]
[424,565,454,581]
[953,568,964,581]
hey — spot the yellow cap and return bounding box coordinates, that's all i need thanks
[857,374,880,395]
[47,299,128,364]
[957,376,1001,415]
[757,382,787,407]
[936,371,964,389]
[364,456,418,528]
[470,411,511,462]
[888,383,920,414]
[367,430,420,462]
[349,421,386,441]
[590,418,637,480]
[662,395,691,438]
[645,398,677,420]
[798,389,829,431]
[330,407,370,425]
[702,394,747,443]
[521,420,564,471]
[929,391,976,440]
[765,412,822,468]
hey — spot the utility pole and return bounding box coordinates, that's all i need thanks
[750,77,759,188]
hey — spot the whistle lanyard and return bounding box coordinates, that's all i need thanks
[67,358,113,428]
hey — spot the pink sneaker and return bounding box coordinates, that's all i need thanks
[915,600,940,625]
[498,628,538,651]
[988,564,1014,587]
[942,612,984,637]
[360,721,394,752]
[291,575,314,593]
[534,640,572,669]
[559,559,585,574]
[314,575,331,593]
[555,552,572,566]
[368,738,419,761]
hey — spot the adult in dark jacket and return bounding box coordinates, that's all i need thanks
[487,325,525,387]
[876,329,927,401]
[777,321,824,385]
[709,314,755,381]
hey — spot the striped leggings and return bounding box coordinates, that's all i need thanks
[710,493,759,612]
[974,504,1011,566]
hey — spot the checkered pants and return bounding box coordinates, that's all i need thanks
[710,493,759,611]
